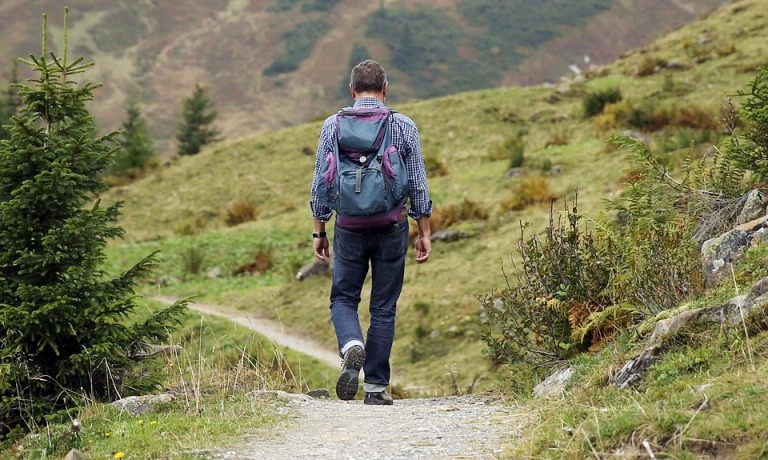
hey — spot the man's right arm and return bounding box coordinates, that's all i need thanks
[310,119,335,222]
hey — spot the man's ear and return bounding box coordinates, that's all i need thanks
[349,84,356,99]
[382,81,388,99]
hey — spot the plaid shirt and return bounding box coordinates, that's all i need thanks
[310,97,432,222]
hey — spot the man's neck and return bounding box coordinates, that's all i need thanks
[354,92,385,102]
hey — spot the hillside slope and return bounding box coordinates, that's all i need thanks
[102,0,765,394]
[0,0,724,152]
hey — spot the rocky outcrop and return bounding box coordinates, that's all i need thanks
[609,275,768,388]
[701,215,768,287]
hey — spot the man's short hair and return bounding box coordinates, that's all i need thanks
[350,60,387,93]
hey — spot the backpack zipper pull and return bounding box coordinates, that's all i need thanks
[355,168,362,193]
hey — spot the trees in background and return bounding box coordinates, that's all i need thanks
[111,100,155,179]
[176,83,221,156]
[0,10,187,442]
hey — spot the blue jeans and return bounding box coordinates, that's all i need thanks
[330,219,409,387]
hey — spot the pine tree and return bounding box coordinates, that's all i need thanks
[0,10,187,440]
[112,99,155,178]
[176,83,221,156]
[0,61,21,141]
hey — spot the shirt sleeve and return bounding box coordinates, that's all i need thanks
[400,118,433,220]
[310,118,335,222]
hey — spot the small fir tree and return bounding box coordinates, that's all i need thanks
[112,99,155,178]
[176,83,221,155]
[0,10,187,441]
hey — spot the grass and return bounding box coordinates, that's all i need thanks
[4,304,334,458]
[508,327,768,459]
[100,0,768,396]
[8,0,763,455]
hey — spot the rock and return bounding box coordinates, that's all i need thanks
[206,266,223,279]
[614,275,768,388]
[533,366,574,398]
[505,167,524,178]
[250,390,313,403]
[648,295,748,344]
[663,59,687,70]
[111,394,175,416]
[610,345,663,389]
[431,229,468,242]
[621,129,650,143]
[305,388,331,399]
[700,215,768,287]
[296,256,333,281]
[735,189,766,225]
[64,449,89,460]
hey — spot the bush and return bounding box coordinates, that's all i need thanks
[424,153,449,177]
[480,203,617,367]
[489,136,525,167]
[582,87,623,118]
[636,56,666,77]
[224,199,258,227]
[502,175,558,211]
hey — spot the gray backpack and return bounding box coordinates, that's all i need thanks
[317,107,409,229]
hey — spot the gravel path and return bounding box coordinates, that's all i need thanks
[156,297,526,459]
[206,394,520,459]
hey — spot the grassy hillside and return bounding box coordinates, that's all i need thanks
[102,0,768,398]
[0,0,723,151]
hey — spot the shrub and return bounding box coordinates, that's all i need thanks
[489,136,525,167]
[416,198,489,238]
[224,199,258,227]
[424,153,449,177]
[582,87,623,118]
[233,248,274,276]
[501,175,558,211]
[480,203,618,367]
[181,244,207,276]
[636,56,666,77]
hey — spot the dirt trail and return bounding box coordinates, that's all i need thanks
[153,296,340,368]
[155,296,525,459]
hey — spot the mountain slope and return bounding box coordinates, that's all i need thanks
[0,0,725,152]
[99,0,768,393]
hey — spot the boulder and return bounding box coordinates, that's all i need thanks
[533,366,574,398]
[700,215,768,287]
[296,255,333,281]
[111,394,175,416]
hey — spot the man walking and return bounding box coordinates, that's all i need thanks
[310,60,432,405]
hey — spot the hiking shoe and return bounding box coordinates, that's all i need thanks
[335,345,366,400]
[364,390,393,406]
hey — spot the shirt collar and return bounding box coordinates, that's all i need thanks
[353,97,385,109]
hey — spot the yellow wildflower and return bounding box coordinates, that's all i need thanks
[114,452,125,459]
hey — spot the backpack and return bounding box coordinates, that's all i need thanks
[317,107,409,229]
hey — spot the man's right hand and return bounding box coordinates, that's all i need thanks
[314,236,330,263]
[415,236,431,264]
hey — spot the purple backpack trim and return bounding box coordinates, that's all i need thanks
[322,152,336,185]
[382,145,398,178]
[337,202,404,230]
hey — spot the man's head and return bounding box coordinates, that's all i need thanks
[349,60,387,100]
